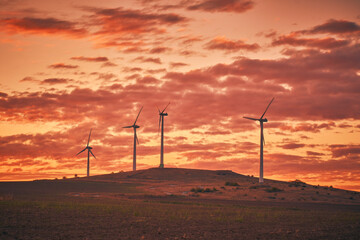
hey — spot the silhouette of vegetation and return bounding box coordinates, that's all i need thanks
[289,179,307,187]
[265,187,283,193]
[225,181,239,186]
[190,187,218,193]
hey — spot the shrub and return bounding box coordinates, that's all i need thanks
[191,187,217,193]
[225,182,239,186]
[265,187,283,193]
[289,179,306,187]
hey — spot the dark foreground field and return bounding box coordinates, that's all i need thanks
[0,169,359,239]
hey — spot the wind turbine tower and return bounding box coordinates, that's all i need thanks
[243,98,274,183]
[158,103,170,168]
[76,129,96,177]
[123,106,143,171]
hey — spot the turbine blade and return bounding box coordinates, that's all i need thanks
[243,116,259,121]
[76,147,87,156]
[260,97,274,120]
[123,126,133,128]
[156,105,161,114]
[87,129,92,147]
[136,133,139,145]
[89,149,96,159]
[133,106,143,125]
[262,132,265,146]
[161,102,170,113]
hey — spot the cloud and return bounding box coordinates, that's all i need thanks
[133,56,162,64]
[279,143,306,149]
[149,47,171,54]
[279,122,336,133]
[187,0,254,13]
[169,62,189,68]
[305,19,360,35]
[101,62,118,67]
[48,63,79,69]
[71,56,109,62]
[90,7,187,36]
[204,36,260,52]
[41,78,70,85]
[272,34,350,49]
[329,145,360,158]
[1,17,87,37]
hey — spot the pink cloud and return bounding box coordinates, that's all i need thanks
[305,19,360,35]
[205,36,260,52]
[48,63,78,69]
[71,56,109,62]
[133,56,162,64]
[272,34,350,49]
[187,0,254,13]
[1,17,87,37]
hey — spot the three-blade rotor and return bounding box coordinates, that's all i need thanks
[123,106,143,145]
[243,97,274,122]
[76,129,96,158]
[243,98,274,146]
[158,102,170,134]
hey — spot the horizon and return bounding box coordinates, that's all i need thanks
[0,0,359,192]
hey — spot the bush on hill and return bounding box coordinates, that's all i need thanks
[225,182,239,186]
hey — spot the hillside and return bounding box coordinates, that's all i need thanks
[73,168,359,205]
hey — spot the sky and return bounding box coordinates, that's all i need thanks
[0,0,359,191]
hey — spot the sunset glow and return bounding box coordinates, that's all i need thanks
[0,0,359,191]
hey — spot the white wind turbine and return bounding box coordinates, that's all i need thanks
[76,129,96,177]
[123,106,143,171]
[158,103,170,168]
[243,98,274,183]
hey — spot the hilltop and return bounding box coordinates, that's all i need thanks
[70,167,359,205]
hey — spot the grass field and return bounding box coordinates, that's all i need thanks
[0,169,359,239]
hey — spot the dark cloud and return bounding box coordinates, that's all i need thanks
[133,56,162,64]
[149,47,171,54]
[330,145,360,158]
[1,17,87,36]
[306,19,360,35]
[187,0,254,13]
[279,143,306,149]
[41,78,70,85]
[48,63,79,69]
[205,37,260,52]
[169,62,189,68]
[90,7,187,36]
[272,35,350,49]
[71,56,109,62]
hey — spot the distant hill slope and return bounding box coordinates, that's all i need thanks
[80,168,359,205]
[88,168,249,182]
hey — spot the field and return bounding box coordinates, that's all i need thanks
[0,168,359,239]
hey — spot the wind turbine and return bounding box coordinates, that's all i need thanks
[76,129,96,177]
[158,102,170,168]
[243,97,274,183]
[123,106,143,171]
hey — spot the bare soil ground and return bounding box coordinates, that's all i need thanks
[0,168,359,239]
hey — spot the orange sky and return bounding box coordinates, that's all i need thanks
[0,0,359,191]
